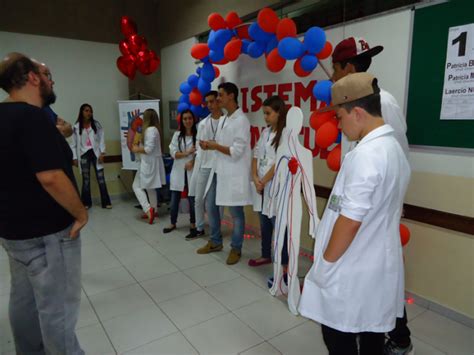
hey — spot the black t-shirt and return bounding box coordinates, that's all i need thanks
[0,102,74,240]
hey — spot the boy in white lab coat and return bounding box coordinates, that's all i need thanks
[299,73,411,355]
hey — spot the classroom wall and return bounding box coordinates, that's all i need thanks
[160,8,474,319]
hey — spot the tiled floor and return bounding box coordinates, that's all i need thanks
[0,199,473,354]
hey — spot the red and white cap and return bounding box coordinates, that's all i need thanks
[332,37,383,63]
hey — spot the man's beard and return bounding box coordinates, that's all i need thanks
[40,78,56,107]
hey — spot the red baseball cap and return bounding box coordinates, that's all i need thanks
[332,37,383,63]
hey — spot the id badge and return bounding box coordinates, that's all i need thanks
[259,157,268,169]
[328,194,342,213]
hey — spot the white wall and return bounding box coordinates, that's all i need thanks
[0,31,129,141]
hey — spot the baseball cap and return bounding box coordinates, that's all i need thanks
[332,37,383,63]
[317,72,380,112]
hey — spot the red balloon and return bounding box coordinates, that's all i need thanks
[266,48,286,73]
[294,58,312,77]
[211,57,229,65]
[120,16,137,37]
[400,224,411,246]
[189,89,203,105]
[117,55,137,79]
[309,110,336,130]
[317,41,333,60]
[276,18,297,41]
[128,35,147,54]
[119,40,132,56]
[236,25,250,39]
[316,121,339,148]
[191,43,210,60]
[224,39,242,61]
[327,144,341,171]
[258,8,279,33]
[225,11,242,29]
[214,66,220,78]
[137,50,160,75]
[208,13,226,30]
[319,148,329,159]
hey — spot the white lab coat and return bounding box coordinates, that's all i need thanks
[169,131,194,192]
[138,127,166,189]
[211,108,252,206]
[299,125,411,333]
[71,121,106,172]
[341,89,409,160]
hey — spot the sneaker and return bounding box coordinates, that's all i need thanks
[197,241,223,254]
[226,248,241,265]
[163,225,176,233]
[267,274,288,289]
[384,339,414,355]
[185,228,205,240]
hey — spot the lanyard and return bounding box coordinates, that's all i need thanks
[262,128,274,160]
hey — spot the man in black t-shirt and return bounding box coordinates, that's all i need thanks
[0,52,87,355]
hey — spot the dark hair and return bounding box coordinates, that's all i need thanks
[0,53,39,93]
[204,90,218,99]
[340,54,372,72]
[179,109,197,151]
[262,95,287,150]
[340,79,382,116]
[218,82,239,103]
[76,103,99,134]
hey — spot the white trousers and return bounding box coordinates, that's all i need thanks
[194,168,211,231]
[132,173,157,213]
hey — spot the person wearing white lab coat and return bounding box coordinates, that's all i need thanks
[187,90,223,240]
[329,37,413,355]
[299,73,411,355]
[248,96,289,268]
[196,82,252,265]
[131,109,166,224]
[71,103,111,209]
[163,109,197,235]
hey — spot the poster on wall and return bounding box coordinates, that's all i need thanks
[117,99,160,170]
[440,23,474,120]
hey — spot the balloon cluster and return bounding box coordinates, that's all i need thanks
[177,8,334,118]
[116,16,160,79]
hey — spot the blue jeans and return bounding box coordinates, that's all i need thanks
[259,213,288,264]
[170,191,195,225]
[206,175,245,251]
[80,149,111,208]
[0,226,84,355]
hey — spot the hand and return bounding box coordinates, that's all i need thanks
[199,140,209,150]
[72,159,78,167]
[206,140,218,150]
[187,146,196,156]
[69,213,88,239]
[255,179,265,194]
[185,160,194,171]
[131,145,140,153]
[98,154,105,164]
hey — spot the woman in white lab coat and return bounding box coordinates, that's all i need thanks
[131,109,166,224]
[249,96,289,269]
[163,109,197,234]
[71,103,111,209]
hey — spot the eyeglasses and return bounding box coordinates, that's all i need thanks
[40,71,53,81]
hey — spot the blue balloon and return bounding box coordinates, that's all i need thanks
[241,39,252,54]
[335,132,342,144]
[304,27,326,54]
[179,82,192,95]
[312,80,333,104]
[278,37,305,60]
[187,74,199,88]
[265,35,279,54]
[200,106,210,118]
[201,63,215,82]
[248,22,273,42]
[248,41,265,58]
[196,67,202,75]
[208,30,218,50]
[300,55,318,72]
[177,102,189,113]
[190,104,202,117]
[178,94,190,104]
[209,49,224,62]
[197,78,211,95]
[213,29,233,49]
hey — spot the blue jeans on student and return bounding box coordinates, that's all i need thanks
[206,175,245,251]
[169,191,195,225]
[0,226,83,355]
[80,149,111,208]
[259,212,289,264]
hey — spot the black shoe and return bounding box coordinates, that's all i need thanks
[163,225,176,233]
[185,228,201,240]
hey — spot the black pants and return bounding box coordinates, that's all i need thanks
[321,324,385,355]
[80,149,111,207]
[388,307,411,347]
[169,172,195,226]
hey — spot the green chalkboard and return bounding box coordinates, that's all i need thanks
[406,0,474,149]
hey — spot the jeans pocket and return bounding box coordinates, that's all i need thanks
[9,248,48,276]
